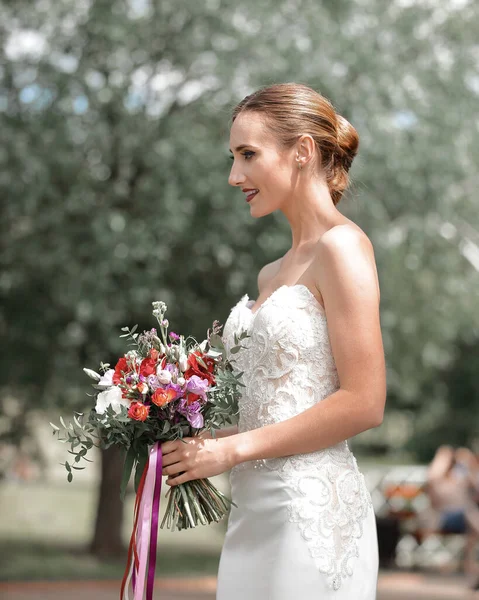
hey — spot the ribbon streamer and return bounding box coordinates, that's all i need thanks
[121,442,163,600]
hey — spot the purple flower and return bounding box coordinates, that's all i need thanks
[169,332,180,341]
[126,376,133,384]
[177,398,204,429]
[186,375,209,401]
[147,374,160,391]
[168,381,185,397]
[165,363,178,376]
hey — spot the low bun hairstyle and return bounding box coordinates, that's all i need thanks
[231,83,359,206]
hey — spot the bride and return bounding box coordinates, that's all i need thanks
[161,82,385,599]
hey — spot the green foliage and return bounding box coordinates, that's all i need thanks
[1,0,478,458]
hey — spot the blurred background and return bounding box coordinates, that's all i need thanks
[1,0,478,598]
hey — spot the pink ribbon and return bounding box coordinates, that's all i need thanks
[121,442,162,600]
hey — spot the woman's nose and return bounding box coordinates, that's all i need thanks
[228,163,245,187]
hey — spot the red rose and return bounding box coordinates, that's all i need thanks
[139,357,156,377]
[128,402,150,422]
[151,387,177,407]
[186,392,202,405]
[149,348,159,361]
[184,350,216,385]
[113,357,129,385]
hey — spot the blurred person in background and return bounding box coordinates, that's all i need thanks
[425,445,479,588]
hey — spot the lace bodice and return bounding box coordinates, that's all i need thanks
[222,284,373,591]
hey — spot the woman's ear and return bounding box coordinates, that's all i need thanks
[296,134,316,167]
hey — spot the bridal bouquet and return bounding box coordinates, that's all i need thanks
[51,300,248,599]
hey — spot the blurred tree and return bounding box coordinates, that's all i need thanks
[1,0,478,553]
[407,333,479,462]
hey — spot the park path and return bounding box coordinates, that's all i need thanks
[0,572,476,600]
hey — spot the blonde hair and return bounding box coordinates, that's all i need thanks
[232,82,359,206]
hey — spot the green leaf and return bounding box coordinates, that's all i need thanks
[67,472,73,483]
[208,333,224,348]
[120,445,137,502]
[50,422,60,431]
[134,448,149,492]
[196,356,208,369]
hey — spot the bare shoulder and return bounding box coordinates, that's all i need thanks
[257,256,283,294]
[319,223,374,257]
[315,224,380,304]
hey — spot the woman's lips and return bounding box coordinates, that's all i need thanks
[246,190,259,202]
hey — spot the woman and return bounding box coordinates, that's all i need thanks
[161,82,385,599]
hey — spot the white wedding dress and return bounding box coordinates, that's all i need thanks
[216,284,378,599]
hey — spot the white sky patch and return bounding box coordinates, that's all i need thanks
[149,69,184,93]
[465,72,479,95]
[49,52,79,74]
[439,222,457,241]
[127,0,153,19]
[460,239,479,272]
[73,96,89,114]
[177,76,220,105]
[396,0,471,9]
[85,70,107,90]
[393,110,418,129]
[4,30,48,60]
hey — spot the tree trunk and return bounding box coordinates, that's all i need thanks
[89,445,126,558]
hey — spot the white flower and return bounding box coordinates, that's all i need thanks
[83,368,101,381]
[177,376,186,386]
[95,386,129,415]
[98,369,114,387]
[156,369,172,384]
[179,355,188,372]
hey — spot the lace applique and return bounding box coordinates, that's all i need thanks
[222,285,373,590]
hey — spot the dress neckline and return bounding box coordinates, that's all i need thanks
[245,284,326,318]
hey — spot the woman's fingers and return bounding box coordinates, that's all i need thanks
[162,453,180,468]
[163,460,185,477]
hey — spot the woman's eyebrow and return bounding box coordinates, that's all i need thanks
[229,144,258,153]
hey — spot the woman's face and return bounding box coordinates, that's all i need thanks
[228,112,298,216]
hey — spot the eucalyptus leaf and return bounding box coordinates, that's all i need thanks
[120,445,136,501]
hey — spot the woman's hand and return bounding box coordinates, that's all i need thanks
[161,436,237,486]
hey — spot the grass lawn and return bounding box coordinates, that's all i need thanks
[0,478,226,582]
[0,539,221,581]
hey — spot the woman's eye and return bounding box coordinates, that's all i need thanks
[229,151,255,161]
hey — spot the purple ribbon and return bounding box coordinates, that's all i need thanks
[147,445,162,600]
[128,442,162,600]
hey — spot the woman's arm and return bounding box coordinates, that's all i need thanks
[427,445,454,483]
[232,226,386,464]
[198,425,238,439]
[162,226,386,485]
